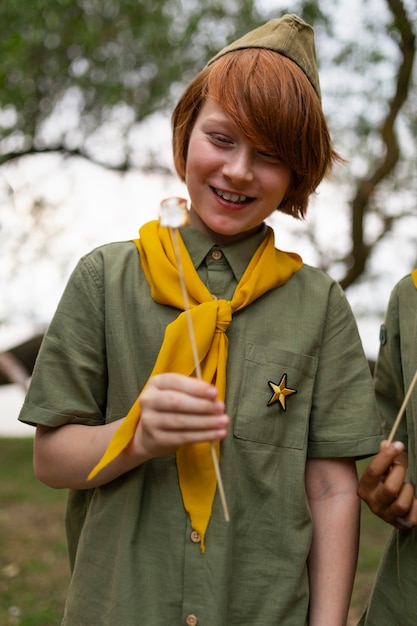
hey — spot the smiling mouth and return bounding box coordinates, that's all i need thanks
[213,187,253,204]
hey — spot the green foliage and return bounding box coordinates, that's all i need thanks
[0,0,270,164]
[1,0,414,175]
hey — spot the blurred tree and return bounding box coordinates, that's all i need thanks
[321,0,416,290]
[0,0,416,363]
[263,0,416,298]
[0,0,269,171]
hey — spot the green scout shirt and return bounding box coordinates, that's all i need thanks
[20,223,382,626]
[359,273,417,626]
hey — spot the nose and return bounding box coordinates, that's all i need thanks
[222,148,254,185]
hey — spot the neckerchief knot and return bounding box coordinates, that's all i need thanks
[216,299,233,333]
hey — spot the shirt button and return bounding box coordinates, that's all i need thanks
[190,530,201,543]
[186,615,198,625]
[211,249,223,260]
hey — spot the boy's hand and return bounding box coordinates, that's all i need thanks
[133,373,229,460]
[357,440,417,529]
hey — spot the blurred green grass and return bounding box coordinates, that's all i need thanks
[0,440,391,625]
[0,438,68,626]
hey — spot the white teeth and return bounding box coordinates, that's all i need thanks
[215,188,248,203]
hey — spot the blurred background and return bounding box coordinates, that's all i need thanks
[1,0,416,431]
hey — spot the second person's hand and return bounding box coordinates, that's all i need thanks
[357,440,417,529]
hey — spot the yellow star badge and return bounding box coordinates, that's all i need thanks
[267,374,297,411]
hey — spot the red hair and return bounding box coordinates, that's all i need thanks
[172,49,341,219]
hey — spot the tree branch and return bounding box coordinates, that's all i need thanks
[0,145,173,176]
[339,0,415,290]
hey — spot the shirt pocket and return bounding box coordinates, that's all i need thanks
[233,343,318,449]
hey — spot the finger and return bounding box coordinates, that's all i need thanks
[378,461,408,499]
[141,386,224,417]
[395,517,414,530]
[380,439,405,455]
[383,482,415,522]
[359,441,405,490]
[150,372,219,399]
[358,462,407,511]
[153,412,229,434]
[368,482,414,527]
[404,498,417,527]
[168,420,229,444]
[138,412,229,457]
[142,372,224,412]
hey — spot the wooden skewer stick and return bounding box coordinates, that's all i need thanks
[160,197,230,522]
[171,228,230,522]
[387,368,417,443]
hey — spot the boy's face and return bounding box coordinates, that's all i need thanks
[185,97,292,245]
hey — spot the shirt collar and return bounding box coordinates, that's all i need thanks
[179,224,269,282]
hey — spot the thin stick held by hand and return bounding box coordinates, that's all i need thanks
[160,198,230,522]
[172,228,230,522]
[387,368,417,443]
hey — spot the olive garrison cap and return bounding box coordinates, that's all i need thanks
[208,14,321,100]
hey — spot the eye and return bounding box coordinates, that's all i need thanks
[258,150,274,158]
[257,150,284,163]
[209,133,233,146]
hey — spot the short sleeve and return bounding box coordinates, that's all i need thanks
[307,281,383,458]
[374,282,408,445]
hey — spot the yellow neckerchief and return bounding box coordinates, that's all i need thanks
[89,220,302,550]
[412,269,417,289]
